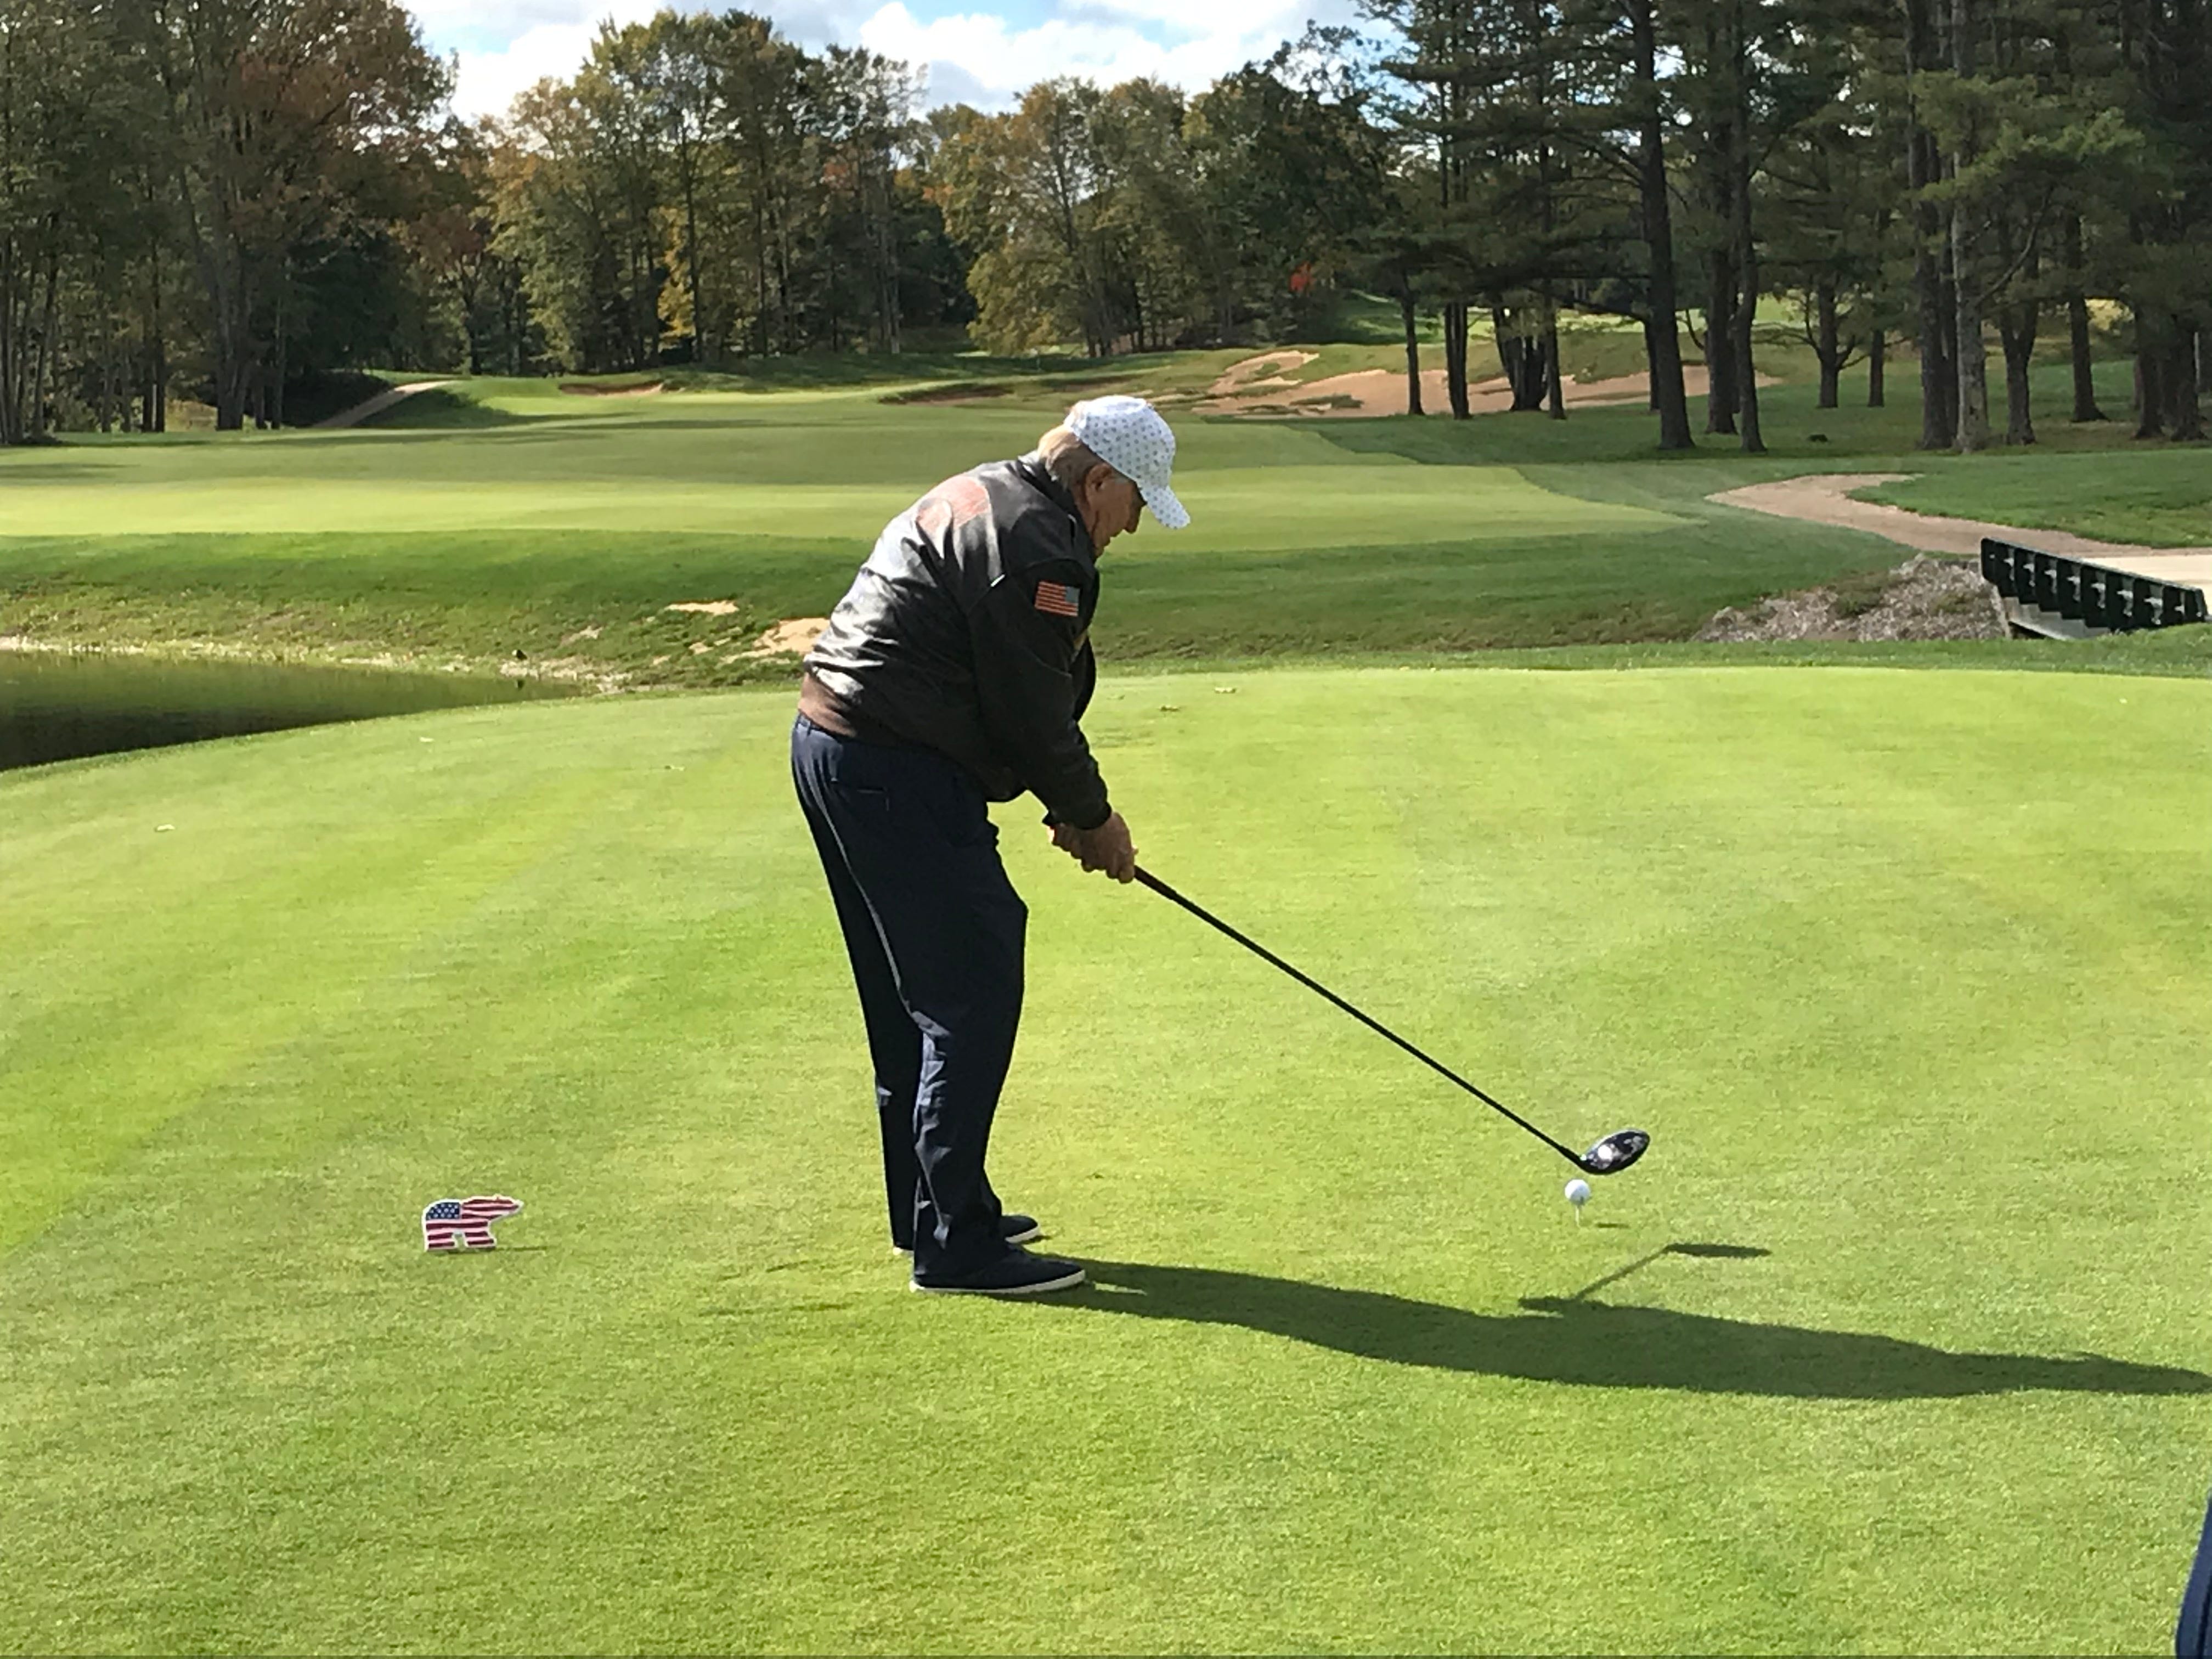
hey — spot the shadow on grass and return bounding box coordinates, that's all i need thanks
[356,388,554,431]
[1566,1239,1771,1301]
[1063,1259,2212,1400]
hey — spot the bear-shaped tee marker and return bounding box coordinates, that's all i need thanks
[422,1195,523,1251]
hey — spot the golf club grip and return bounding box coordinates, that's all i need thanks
[1131,866,1581,1163]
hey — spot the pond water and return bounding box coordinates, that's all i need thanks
[0,652,577,773]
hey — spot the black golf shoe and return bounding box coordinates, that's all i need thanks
[893,1212,1042,1254]
[911,1246,1087,1297]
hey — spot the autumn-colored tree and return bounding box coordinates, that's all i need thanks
[143,0,448,428]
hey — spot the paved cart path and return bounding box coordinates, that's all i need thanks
[313,381,447,430]
[1709,472,2212,595]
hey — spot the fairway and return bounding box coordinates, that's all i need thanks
[4,667,2208,1652]
[0,375,1961,674]
[16,362,2212,684]
[0,381,1668,551]
[0,455,1669,550]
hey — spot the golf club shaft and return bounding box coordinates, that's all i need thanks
[1132,866,1584,1166]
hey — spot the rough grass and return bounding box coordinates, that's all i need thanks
[3,668,2208,1653]
[1864,448,2212,547]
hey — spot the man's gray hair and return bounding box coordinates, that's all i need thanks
[1037,424,1114,492]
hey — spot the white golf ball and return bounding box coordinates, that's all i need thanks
[1564,1179,1592,1208]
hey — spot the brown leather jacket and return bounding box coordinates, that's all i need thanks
[800,454,1110,830]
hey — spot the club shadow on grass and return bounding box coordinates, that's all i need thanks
[1567,1240,1771,1302]
[1056,1260,2212,1401]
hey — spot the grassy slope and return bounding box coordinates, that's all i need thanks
[1866,448,2212,547]
[4,351,2209,684]
[3,670,2208,1652]
[0,374,1933,679]
[1735,356,2212,545]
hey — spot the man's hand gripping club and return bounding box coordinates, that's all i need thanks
[1048,812,1137,883]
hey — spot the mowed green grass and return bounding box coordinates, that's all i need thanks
[0,438,1661,549]
[1867,449,2212,548]
[0,370,1974,678]
[4,668,2208,1653]
[10,353,2211,685]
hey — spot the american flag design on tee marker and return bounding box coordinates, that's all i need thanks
[422,1194,523,1251]
[1033,580,1081,618]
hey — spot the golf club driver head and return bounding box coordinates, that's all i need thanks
[1578,1129,1650,1176]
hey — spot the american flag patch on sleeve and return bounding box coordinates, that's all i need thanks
[1033,580,1081,618]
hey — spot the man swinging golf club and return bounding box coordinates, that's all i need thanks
[792,396,1188,1296]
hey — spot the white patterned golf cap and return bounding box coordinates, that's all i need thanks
[1065,395,1190,530]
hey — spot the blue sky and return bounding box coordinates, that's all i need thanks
[405,0,1353,120]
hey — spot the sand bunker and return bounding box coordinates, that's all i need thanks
[561,380,664,397]
[747,617,829,657]
[657,606,828,665]
[1206,351,1320,399]
[1200,363,1772,418]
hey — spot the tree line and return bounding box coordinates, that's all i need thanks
[2,0,449,438]
[0,0,970,436]
[476,13,972,374]
[4,0,2210,452]
[1359,0,2211,450]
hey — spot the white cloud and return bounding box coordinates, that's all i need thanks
[415,0,1347,121]
[425,0,890,118]
[409,0,596,35]
[859,0,1322,108]
[447,22,589,117]
[1064,0,1297,33]
[424,1,664,119]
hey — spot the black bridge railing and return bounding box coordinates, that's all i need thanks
[1981,538,2209,632]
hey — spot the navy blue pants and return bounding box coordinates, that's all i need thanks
[791,715,1024,1277]
[2181,1488,2212,1656]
